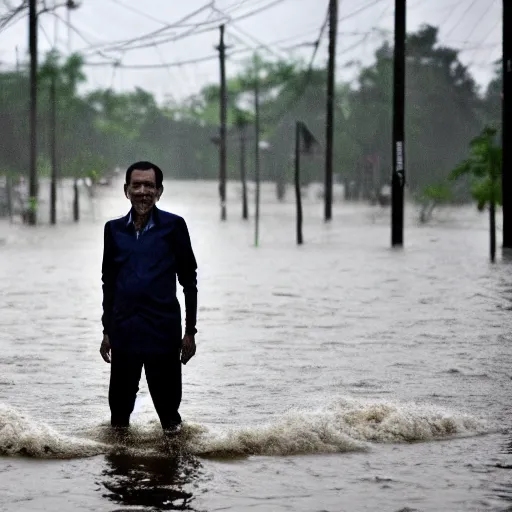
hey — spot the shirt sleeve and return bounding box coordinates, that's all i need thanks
[175,217,198,335]
[101,221,116,336]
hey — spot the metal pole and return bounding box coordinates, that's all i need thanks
[66,1,79,222]
[218,25,227,221]
[295,122,303,245]
[50,73,57,225]
[391,0,406,247]
[491,166,497,262]
[240,123,248,220]
[28,0,38,225]
[502,0,512,248]
[324,0,338,222]
[254,60,261,247]
[50,3,58,225]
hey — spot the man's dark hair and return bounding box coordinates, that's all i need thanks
[126,161,164,189]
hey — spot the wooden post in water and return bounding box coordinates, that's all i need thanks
[239,120,249,220]
[28,0,38,225]
[391,0,406,247]
[295,121,303,245]
[67,0,79,223]
[324,0,338,222]
[502,0,512,249]
[50,3,59,225]
[490,164,497,263]
[73,179,79,222]
[254,58,261,247]
[217,25,227,221]
[50,72,57,225]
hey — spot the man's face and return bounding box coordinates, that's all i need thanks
[124,169,162,216]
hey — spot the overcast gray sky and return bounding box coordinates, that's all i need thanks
[0,0,502,103]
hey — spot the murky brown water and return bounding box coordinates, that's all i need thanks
[0,179,510,511]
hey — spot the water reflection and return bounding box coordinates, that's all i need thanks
[491,434,512,507]
[101,450,204,511]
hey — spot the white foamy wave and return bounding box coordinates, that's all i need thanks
[328,397,488,444]
[0,397,490,459]
[0,403,106,458]
[185,397,489,458]
[188,414,365,457]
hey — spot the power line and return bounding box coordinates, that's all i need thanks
[151,43,180,103]
[307,3,330,69]
[77,0,288,56]
[76,2,215,54]
[86,20,360,72]
[444,0,480,38]
[104,1,217,49]
[256,3,331,125]
[45,10,117,63]
[335,30,380,57]
[465,19,502,67]
[226,25,285,59]
[229,25,331,59]
[337,0,386,25]
[458,0,497,43]
[84,53,220,69]
[458,42,500,52]
[230,18,287,57]
[39,20,53,47]
[83,44,272,69]
[0,0,50,32]
[439,0,470,28]
[232,0,388,127]
[49,10,95,47]
[106,0,171,26]
[224,0,275,16]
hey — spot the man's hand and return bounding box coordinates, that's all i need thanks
[181,334,196,365]
[100,334,111,363]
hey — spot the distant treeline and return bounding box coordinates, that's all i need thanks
[0,25,501,200]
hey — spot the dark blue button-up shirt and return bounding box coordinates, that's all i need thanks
[101,206,197,353]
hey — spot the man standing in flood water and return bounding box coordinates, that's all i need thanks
[99,161,197,434]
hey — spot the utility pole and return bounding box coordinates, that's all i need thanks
[66,0,80,222]
[50,1,58,225]
[295,121,303,245]
[217,25,227,221]
[238,119,249,220]
[324,0,338,222]
[254,58,261,247]
[502,0,512,249]
[391,0,406,247]
[50,71,57,225]
[490,163,497,262]
[28,0,38,225]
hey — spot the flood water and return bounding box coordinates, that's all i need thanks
[0,179,511,512]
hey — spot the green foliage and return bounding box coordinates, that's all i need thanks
[65,151,108,180]
[418,183,452,203]
[449,126,502,211]
[0,26,501,189]
[414,183,452,223]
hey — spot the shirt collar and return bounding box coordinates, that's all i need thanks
[126,207,155,230]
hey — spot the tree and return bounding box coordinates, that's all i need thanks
[482,62,501,128]
[450,126,502,261]
[346,25,484,201]
[0,24,494,197]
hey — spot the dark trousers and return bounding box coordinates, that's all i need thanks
[109,348,182,430]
